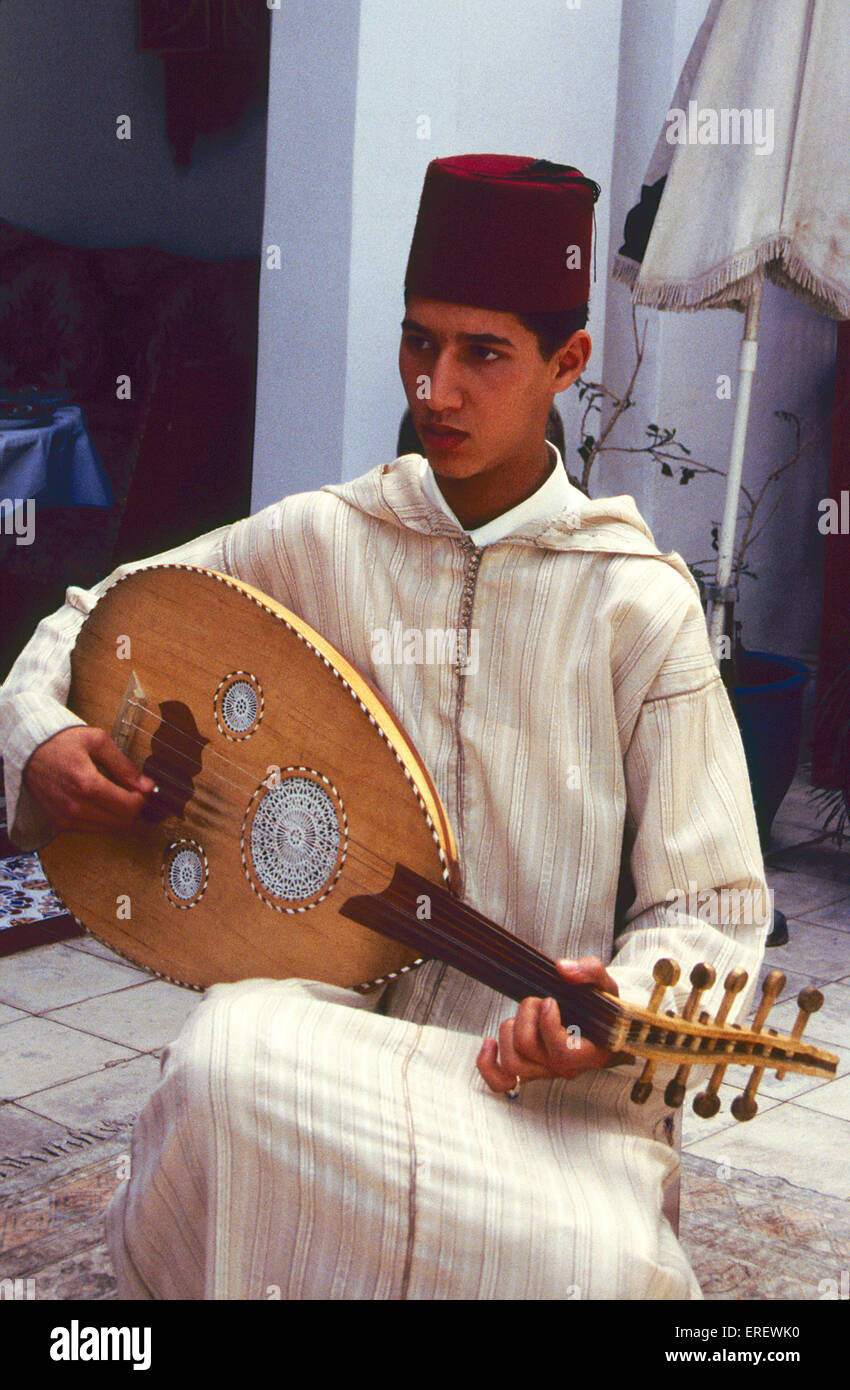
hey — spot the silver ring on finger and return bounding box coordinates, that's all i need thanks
[506,1075,521,1099]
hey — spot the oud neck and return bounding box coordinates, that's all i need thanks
[341,863,627,1050]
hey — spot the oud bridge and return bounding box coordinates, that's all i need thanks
[109,670,351,916]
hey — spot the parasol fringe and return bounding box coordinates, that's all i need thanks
[771,254,850,322]
[625,234,850,320]
[629,235,786,311]
[611,253,640,288]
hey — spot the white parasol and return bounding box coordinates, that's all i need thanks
[613,0,850,657]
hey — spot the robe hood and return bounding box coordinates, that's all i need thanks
[322,453,701,599]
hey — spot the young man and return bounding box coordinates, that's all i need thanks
[0,155,770,1299]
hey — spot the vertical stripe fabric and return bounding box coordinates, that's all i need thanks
[0,453,770,1299]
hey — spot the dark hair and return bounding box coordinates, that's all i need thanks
[515,303,589,359]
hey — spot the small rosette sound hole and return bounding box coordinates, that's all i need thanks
[162,840,209,909]
[214,672,263,740]
[242,770,346,910]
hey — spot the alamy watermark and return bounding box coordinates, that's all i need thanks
[819,1270,850,1299]
[664,882,774,928]
[0,498,35,545]
[666,102,774,156]
[818,490,850,534]
[372,622,478,675]
[0,1277,36,1300]
[50,1321,151,1371]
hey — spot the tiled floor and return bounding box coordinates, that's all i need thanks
[0,937,198,1161]
[0,767,848,1297]
[681,773,850,1205]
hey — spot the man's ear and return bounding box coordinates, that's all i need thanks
[552,330,592,393]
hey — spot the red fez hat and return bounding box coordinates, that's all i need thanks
[404,154,600,314]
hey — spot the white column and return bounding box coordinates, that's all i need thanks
[252,1,363,510]
[339,0,625,481]
[255,1,627,500]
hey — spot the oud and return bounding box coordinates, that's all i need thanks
[40,566,837,1122]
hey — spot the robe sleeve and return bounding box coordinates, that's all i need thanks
[0,502,291,850]
[606,585,771,1030]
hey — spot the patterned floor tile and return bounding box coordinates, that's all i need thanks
[680,1153,850,1300]
[0,1150,123,1300]
[0,853,66,931]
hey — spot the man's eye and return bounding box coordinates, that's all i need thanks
[472,346,501,362]
[403,335,431,351]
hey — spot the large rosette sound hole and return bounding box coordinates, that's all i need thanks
[242,770,346,910]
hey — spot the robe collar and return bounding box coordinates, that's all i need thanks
[322,449,701,595]
[419,442,575,547]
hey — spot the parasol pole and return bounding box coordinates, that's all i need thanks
[708,278,764,664]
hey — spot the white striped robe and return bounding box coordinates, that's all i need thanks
[0,453,771,1299]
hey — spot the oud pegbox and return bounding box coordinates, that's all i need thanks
[628,958,832,1123]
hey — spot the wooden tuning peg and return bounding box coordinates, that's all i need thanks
[631,958,680,1105]
[664,963,716,1108]
[693,968,749,1118]
[774,986,824,1082]
[731,968,785,1121]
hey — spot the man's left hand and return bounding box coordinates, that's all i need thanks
[476,956,620,1093]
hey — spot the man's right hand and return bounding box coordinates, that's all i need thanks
[23,726,156,834]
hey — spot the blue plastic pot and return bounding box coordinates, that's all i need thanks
[733,650,812,847]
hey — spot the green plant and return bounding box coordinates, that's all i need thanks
[574,309,847,846]
[572,309,696,496]
[572,308,817,605]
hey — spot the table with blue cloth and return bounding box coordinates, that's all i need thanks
[0,406,114,509]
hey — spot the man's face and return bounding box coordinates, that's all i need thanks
[399,296,589,479]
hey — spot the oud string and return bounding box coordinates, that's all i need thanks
[112,710,634,1041]
[118,712,458,907]
[283,840,622,1038]
[120,701,453,859]
[109,719,628,1029]
[123,701,288,793]
[121,694,453,850]
[115,718,444,897]
[117,715,267,803]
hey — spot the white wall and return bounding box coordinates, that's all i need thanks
[340,0,624,481]
[601,0,836,660]
[253,0,836,659]
[251,0,362,509]
[0,0,267,257]
[253,0,625,502]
